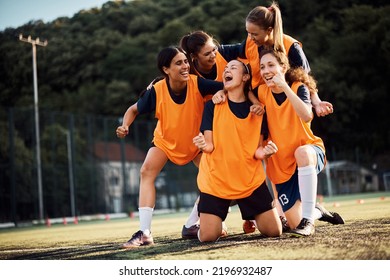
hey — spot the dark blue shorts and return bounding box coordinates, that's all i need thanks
[275,145,325,212]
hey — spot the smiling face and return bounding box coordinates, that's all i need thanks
[193,39,218,71]
[163,52,190,83]
[260,52,287,89]
[223,60,249,91]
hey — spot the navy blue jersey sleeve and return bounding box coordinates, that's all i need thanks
[288,43,311,73]
[239,39,248,59]
[261,112,269,139]
[136,87,156,114]
[197,77,223,97]
[297,84,311,104]
[200,100,215,132]
[218,41,245,61]
[252,86,259,99]
[253,86,268,138]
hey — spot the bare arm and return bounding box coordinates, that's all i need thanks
[311,92,334,117]
[272,72,313,122]
[116,103,139,138]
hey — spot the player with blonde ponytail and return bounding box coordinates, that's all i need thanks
[244,1,333,117]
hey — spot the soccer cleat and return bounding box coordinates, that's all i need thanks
[280,216,290,233]
[242,220,256,234]
[289,218,315,237]
[182,223,228,239]
[316,203,345,224]
[181,224,200,239]
[122,230,154,248]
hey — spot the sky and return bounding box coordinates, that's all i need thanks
[0,0,113,31]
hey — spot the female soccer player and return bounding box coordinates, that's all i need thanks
[257,49,344,237]
[193,60,282,242]
[116,46,223,247]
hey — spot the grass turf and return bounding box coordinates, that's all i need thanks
[0,192,389,260]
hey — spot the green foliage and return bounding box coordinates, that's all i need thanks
[304,4,390,164]
[157,19,191,46]
[2,1,389,144]
[0,119,34,201]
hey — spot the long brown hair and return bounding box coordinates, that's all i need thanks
[179,30,219,74]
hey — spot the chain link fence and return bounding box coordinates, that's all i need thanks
[1,107,198,225]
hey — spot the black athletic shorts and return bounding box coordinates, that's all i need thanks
[198,181,275,221]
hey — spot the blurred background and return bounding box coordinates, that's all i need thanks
[0,0,389,226]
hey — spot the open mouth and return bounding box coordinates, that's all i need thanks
[224,74,233,82]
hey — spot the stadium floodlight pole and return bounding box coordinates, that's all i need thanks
[65,130,76,218]
[19,34,48,223]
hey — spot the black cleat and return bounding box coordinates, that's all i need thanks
[181,224,199,239]
[182,223,227,238]
[280,216,290,233]
[316,203,345,224]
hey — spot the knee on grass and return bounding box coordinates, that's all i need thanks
[198,228,220,242]
[260,227,282,237]
[257,223,282,237]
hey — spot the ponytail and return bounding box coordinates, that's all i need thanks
[269,2,285,54]
[179,31,214,75]
[246,1,286,54]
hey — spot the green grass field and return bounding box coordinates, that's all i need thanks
[0,192,389,260]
